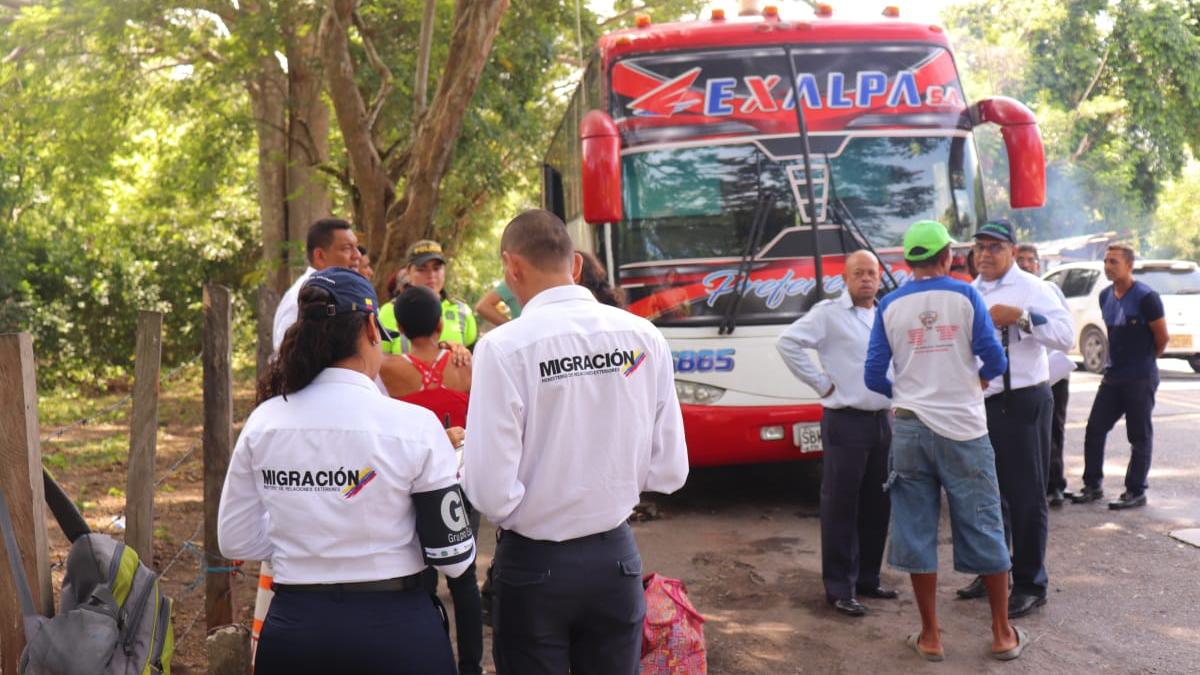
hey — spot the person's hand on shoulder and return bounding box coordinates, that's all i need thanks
[442,341,472,368]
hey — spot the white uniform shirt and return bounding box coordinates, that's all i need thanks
[776,292,891,411]
[272,266,315,350]
[1045,282,1075,384]
[973,264,1074,398]
[218,368,471,583]
[462,285,689,541]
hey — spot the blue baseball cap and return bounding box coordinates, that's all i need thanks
[974,219,1016,244]
[302,267,395,341]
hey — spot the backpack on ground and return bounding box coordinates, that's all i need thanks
[0,469,175,675]
[640,572,707,675]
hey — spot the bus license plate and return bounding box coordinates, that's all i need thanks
[1168,334,1192,349]
[793,424,822,453]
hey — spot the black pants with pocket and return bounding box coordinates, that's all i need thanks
[818,407,891,602]
[492,522,644,675]
[1083,376,1158,495]
[256,586,455,675]
[986,383,1052,598]
[423,501,483,674]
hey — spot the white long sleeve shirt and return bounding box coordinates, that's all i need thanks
[218,368,473,583]
[1045,281,1075,384]
[973,264,1075,398]
[776,292,891,411]
[462,284,689,541]
[272,266,315,349]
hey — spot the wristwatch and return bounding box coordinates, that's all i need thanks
[1017,310,1033,334]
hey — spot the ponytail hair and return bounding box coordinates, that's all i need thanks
[257,285,367,403]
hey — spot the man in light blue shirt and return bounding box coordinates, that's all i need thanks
[777,250,895,617]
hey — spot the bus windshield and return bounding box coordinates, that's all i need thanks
[619,134,984,267]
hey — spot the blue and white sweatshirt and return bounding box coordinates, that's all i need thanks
[865,276,1007,441]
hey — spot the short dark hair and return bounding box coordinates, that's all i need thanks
[306,218,353,262]
[1015,244,1039,259]
[1107,243,1135,264]
[357,245,368,256]
[500,209,573,271]
[393,286,442,339]
[909,245,951,271]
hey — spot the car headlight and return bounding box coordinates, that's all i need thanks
[675,380,725,405]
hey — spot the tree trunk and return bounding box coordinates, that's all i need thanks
[320,0,393,259]
[285,26,332,267]
[247,55,289,293]
[374,0,510,287]
[414,0,436,117]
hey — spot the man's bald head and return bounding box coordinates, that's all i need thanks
[843,249,882,307]
[500,209,574,272]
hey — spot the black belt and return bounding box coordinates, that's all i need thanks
[498,522,629,546]
[825,407,888,417]
[274,572,424,593]
[894,407,917,419]
[985,382,1049,401]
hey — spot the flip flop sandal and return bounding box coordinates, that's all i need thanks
[992,626,1029,661]
[907,632,945,662]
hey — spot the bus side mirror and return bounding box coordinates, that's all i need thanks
[970,97,1046,209]
[580,110,622,224]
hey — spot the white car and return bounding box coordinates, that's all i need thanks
[1043,260,1200,373]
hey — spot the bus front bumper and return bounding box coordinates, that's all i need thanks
[681,403,825,468]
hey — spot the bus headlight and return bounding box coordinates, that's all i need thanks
[675,380,725,405]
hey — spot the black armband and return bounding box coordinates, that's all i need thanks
[411,485,475,566]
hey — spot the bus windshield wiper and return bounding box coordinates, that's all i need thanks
[719,189,775,335]
[824,154,899,293]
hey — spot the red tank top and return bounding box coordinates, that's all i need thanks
[397,350,469,428]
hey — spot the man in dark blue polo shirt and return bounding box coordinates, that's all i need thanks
[1069,244,1169,510]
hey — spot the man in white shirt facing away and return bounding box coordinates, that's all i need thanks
[957,221,1074,620]
[1015,244,1074,507]
[271,218,363,349]
[463,209,689,675]
[777,250,896,617]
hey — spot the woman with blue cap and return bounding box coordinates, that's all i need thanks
[218,267,476,675]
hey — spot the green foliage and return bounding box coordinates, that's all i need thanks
[944,0,1200,242]
[1150,160,1200,259]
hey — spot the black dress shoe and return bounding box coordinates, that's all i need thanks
[1067,486,1104,504]
[856,585,899,599]
[956,576,986,600]
[1047,488,1064,507]
[1007,593,1046,618]
[829,598,866,616]
[1108,492,1147,510]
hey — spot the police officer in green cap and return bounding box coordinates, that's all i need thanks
[379,240,478,357]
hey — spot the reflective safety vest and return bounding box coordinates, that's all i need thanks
[380,296,477,355]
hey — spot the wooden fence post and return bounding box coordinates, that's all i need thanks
[0,333,53,672]
[202,285,235,630]
[125,310,163,562]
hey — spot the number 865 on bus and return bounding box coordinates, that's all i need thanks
[671,348,735,373]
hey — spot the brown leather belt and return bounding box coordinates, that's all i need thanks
[274,572,424,593]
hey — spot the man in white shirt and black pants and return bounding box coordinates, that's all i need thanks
[960,221,1074,619]
[777,250,896,617]
[463,210,689,675]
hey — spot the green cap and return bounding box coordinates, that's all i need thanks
[903,220,955,262]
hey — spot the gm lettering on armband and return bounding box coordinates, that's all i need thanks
[411,485,475,565]
[672,348,735,373]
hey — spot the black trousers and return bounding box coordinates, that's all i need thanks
[423,502,483,674]
[1047,377,1070,493]
[256,586,455,675]
[818,408,891,601]
[986,384,1052,598]
[492,523,644,675]
[1083,377,1158,495]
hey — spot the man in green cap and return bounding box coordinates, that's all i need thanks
[864,220,1026,662]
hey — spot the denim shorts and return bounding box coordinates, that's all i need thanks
[886,416,1011,576]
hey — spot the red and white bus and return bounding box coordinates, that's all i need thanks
[542,4,1046,467]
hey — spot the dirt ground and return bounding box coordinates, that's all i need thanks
[34,362,1200,673]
